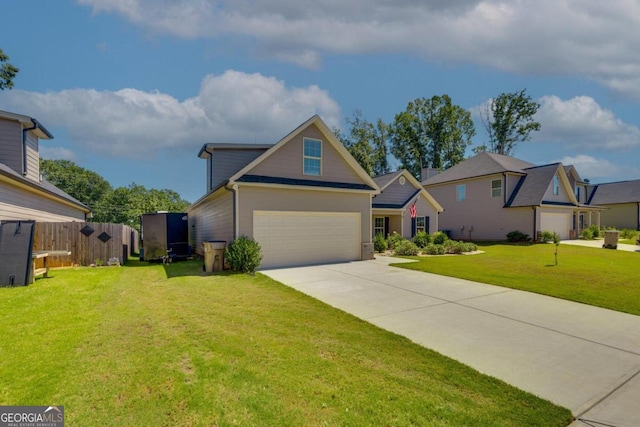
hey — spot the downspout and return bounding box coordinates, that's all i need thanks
[204,146,213,192]
[224,182,239,240]
[21,119,38,176]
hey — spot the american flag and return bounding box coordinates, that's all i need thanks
[409,202,416,218]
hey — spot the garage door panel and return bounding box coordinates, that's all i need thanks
[540,212,571,240]
[254,211,361,269]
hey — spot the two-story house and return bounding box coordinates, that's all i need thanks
[422,152,604,241]
[187,115,380,269]
[0,110,90,222]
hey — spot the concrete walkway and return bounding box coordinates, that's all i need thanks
[562,239,640,253]
[263,256,640,426]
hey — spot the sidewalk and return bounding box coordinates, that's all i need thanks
[561,239,639,252]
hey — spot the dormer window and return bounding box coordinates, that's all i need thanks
[553,175,560,195]
[303,138,322,176]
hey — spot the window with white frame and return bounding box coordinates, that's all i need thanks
[553,175,560,195]
[374,217,385,237]
[303,138,322,176]
[491,179,502,198]
[416,216,426,233]
[575,185,581,201]
[456,184,466,201]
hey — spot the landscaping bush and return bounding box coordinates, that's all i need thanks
[461,242,478,252]
[387,231,404,250]
[580,228,594,240]
[506,230,530,243]
[444,240,464,254]
[412,231,431,248]
[424,243,445,255]
[224,236,262,274]
[374,233,388,253]
[620,229,638,240]
[588,224,601,238]
[432,231,449,245]
[394,239,419,256]
[539,230,555,243]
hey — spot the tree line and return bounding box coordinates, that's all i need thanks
[40,159,190,231]
[335,90,541,179]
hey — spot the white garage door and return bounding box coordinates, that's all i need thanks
[253,210,361,269]
[540,212,571,240]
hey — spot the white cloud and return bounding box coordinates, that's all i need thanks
[534,95,640,151]
[557,154,620,180]
[0,70,341,158]
[77,0,640,96]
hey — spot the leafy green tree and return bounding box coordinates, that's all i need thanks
[0,48,19,90]
[40,159,113,217]
[100,183,190,230]
[335,110,390,177]
[390,95,475,179]
[481,89,541,156]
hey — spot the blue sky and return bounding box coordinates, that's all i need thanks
[1,0,640,203]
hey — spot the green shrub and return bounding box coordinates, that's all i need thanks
[374,233,388,253]
[506,230,530,243]
[432,231,449,245]
[539,230,555,243]
[387,231,404,250]
[224,236,262,274]
[424,244,445,255]
[461,242,477,252]
[412,231,431,248]
[444,240,463,254]
[620,229,638,240]
[588,224,601,238]
[394,239,419,256]
[580,229,594,240]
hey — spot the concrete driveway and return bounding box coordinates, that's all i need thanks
[262,256,640,426]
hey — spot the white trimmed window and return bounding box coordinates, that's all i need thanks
[456,184,466,202]
[374,217,385,237]
[416,216,426,233]
[553,175,560,195]
[303,138,322,176]
[491,179,502,198]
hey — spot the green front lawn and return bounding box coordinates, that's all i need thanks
[395,243,640,315]
[0,260,571,426]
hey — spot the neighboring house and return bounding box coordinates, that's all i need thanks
[372,169,442,239]
[422,152,603,240]
[0,110,90,222]
[188,115,380,269]
[587,180,640,230]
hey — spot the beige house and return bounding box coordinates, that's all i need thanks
[372,169,442,239]
[422,152,604,241]
[188,115,380,269]
[0,110,90,222]
[587,180,640,230]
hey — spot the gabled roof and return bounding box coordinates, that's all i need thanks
[228,115,379,192]
[197,143,272,159]
[507,163,573,207]
[422,152,534,185]
[0,110,54,140]
[373,169,443,212]
[0,162,90,212]
[589,179,640,205]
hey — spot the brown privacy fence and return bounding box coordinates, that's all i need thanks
[33,222,139,268]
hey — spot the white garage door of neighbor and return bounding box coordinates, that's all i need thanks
[540,212,571,240]
[253,211,361,269]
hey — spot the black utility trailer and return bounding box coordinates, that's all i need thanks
[140,213,189,262]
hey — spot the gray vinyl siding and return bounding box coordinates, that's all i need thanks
[401,196,439,239]
[427,177,533,240]
[187,190,234,256]
[237,186,371,245]
[373,178,418,205]
[0,181,86,222]
[248,124,363,185]
[24,132,40,182]
[0,119,22,174]
[209,149,267,191]
[599,203,640,230]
